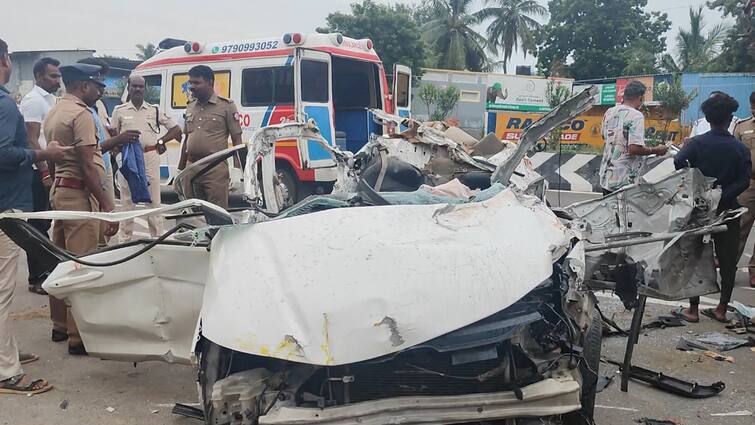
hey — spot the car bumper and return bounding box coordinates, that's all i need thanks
[259,374,581,425]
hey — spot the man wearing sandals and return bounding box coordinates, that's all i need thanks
[672,93,751,323]
[0,38,69,395]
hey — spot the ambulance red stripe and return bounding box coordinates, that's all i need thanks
[136,47,380,71]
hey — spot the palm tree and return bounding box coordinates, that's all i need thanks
[661,6,727,72]
[135,43,158,61]
[476,0,547,74]
[420,0,490,71]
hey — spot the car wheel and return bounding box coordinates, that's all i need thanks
[198,338,233,425]
[564,306,602,425]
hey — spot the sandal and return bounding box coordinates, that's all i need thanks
[19,352,39,365]
[0,374,53,395]
[670,306,699,323]
[700,308,729,323]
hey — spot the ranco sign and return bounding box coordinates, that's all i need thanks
[493,111,684,147]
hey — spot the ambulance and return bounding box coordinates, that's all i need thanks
[128,33,413,204]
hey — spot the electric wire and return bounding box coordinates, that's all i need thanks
[35,222,198,267]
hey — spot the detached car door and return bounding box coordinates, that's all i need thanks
[0,216,209,365]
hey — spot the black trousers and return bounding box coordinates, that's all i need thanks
[691,218,740,307]
[27,171,51,283]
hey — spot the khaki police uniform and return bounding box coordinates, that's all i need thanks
[735,116,755,272]
[112,101,177,240]
[43,94,106,347]
[182,93,242,209]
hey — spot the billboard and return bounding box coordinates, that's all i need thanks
[485,75,573,112]
[616,76,654,103]
[573,84,617,105]
[490,110,684,148]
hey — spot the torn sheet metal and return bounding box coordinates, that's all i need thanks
[201,188,575,366]
[259,375,581,425]
[0,199,233,225]
[563,168,726,300]
[493,86,598,186]
[42,243,209,364]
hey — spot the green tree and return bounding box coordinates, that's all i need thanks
[653,77,698,142]
[420,0,490,71]
[417,84,439,116]
[433,85,460,120]
[541,80,572,150]
[135,43,157,61]
[537,0,670,79]
[476,0,547,74]
[319,0,427,75]
[706,0,755,72]
[622,39,661,75]
[416,84,460,120]
[660,6,728,72]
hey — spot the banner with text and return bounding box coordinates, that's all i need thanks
[485,75,573,112]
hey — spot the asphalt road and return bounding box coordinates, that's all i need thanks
[1,230,753,424]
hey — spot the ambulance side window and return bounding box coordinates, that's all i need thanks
[241,66,294,107]
[395,72,410,108]
[301,60,329,103]
[143,75,163,105]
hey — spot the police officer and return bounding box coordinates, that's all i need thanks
[112,75,181,241]
[176,65,242,208]
[44,63,132,355]
[735,91,755,288]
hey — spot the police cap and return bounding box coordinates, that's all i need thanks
[60,63,106,87]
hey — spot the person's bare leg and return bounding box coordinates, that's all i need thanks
[676,297,700,321]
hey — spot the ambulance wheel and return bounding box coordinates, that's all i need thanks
[276,163,298,209]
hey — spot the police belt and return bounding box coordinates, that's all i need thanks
[54,177,86,190]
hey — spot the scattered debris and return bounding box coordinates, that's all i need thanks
[105,406,116,413]
[603,314,685,338]
[695,332,750,351]
[59,399,68,410]
[710,410,753,417]
[730,301,754,319]
[603,358,725,398]
[596,375,614,392]
[676,336,708,352]
[636,418,678,425]
[172,403,204,421]
[595,405,639,412]
[703,351,735,363]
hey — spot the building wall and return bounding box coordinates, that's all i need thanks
[413,70,488,139]
[681,73,755,124]
[8,50,95,96]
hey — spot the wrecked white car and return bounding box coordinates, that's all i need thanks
[0,87,731,425]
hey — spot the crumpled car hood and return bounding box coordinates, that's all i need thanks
[201,188,576,366]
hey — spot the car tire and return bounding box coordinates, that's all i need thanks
[564,306,602,425]
[198,337,233,425]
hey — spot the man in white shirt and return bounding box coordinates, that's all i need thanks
[599,80,668,194]
[689,91,739,137]
[19,57,60,294]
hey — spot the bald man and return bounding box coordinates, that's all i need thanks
[111,75,181,241]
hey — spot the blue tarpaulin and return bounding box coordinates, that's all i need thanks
[120,141,151,203]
